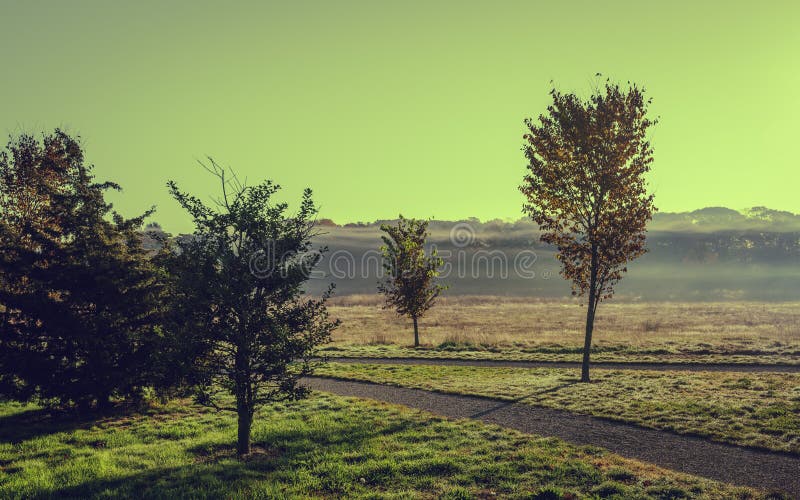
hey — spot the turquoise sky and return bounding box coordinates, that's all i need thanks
[1,1,798,232]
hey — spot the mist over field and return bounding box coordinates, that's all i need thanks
[300,207,800,300]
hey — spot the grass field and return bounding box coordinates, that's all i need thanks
[0,394,771,499]
[3,297,797,498]
[325,296,800,364]
[316,363,800,454]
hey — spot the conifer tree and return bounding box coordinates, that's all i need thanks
[0,131,164,408]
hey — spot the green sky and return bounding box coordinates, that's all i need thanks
[1,1,798,232]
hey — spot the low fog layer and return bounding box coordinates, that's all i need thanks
[142,207,800,301]
[301,208,800,301]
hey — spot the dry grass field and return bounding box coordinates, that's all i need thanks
[325,296,800,364]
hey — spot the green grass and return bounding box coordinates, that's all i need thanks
[0,394,772,499]
[320,344,800,365]
[316,363,800,454]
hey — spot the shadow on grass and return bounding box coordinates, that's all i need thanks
[0,408,100,445]
[31,462,268,500]
[469,380,578,419]
[26,414,425,499]
[0,403,167,445]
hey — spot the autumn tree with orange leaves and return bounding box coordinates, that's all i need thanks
[520,81,656,382]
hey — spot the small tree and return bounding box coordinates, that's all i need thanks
[378,215,446,347]
[167,160,338,456]
[519,81,656,382]
[0,130,164,408]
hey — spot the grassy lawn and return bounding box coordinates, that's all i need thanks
[326,296,800,365]
[0,395,772,499]
[316,363,800,454]
[320,344,800,365]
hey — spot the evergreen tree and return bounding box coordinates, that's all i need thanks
[0,130,165,408]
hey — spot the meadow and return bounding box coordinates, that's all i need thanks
[0,394,769,499]
[3,296,799,498]
[323,296,800,364]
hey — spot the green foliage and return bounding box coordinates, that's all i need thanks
[0,394,761,499]
[0,130,164,408]
[165,159,338,454]
[378,215,446,346]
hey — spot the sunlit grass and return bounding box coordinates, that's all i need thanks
[325,296,800,364]
[317,363,800,454]
[0,394,770,499]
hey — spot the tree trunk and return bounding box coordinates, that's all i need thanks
[237,407,252,455]
[412,316,419,347]
[582,293,596,382]
[581,243,599,383]
[235,344,252,456]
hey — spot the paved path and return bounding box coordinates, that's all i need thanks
[328,356,800,373]
[306,377,800,496]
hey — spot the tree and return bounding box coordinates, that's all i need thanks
[167,160,338,455]
[378,215,446,347]
[519,81,656,382]
[0,130,165,408]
